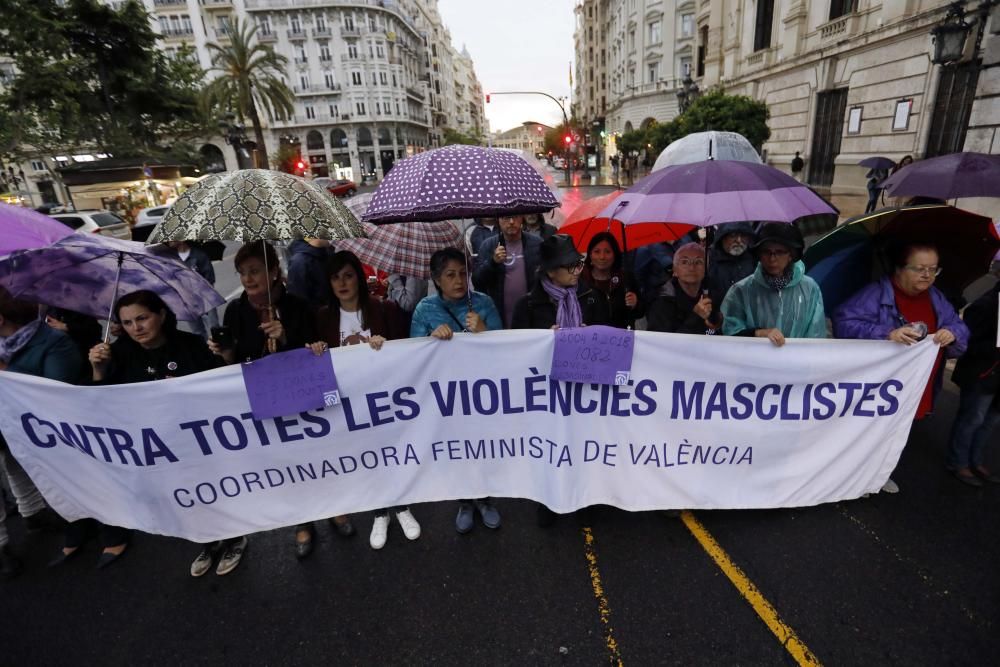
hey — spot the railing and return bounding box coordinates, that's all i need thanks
[319,55,333,64]
[162,27,195,37]
[313,27,332,37]
[202,0,233,8]
[293,84,343,93]
[288,28,307,39]
[341,26,361,37]
[405,85,424,100]
[294,57,309,65]
[242,0,419,35]
[153,0,186,7]
[820,14,853,40]
[258,31,277,42]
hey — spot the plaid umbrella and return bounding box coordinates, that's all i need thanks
[881,152,1000,200]
[0,203,73,256]
[339,194,463,278]
[148,169,366,243]
[362,145,560,223]
[0,234,224,323]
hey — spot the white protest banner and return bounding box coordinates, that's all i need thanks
[0,331,939,543]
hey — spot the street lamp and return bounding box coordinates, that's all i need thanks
[218,113,252,169]
[676,65,701,114]
[931,0,999,65]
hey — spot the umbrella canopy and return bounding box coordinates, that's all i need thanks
[652,131,762,172]
[0,204,73,256]
[600,160,837,228]
[148,169,366,243]
[804,205,1000,314]
[336,221,464,279]
[858,156,896,171]
[558,190,693,251]
[881,152,1000,200]
[362,145,560,223]
[0,234,224,321]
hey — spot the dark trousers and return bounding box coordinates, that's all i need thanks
[64,518,129,550]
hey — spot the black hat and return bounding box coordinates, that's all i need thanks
[540,234,584,271]
[752,223,804,252]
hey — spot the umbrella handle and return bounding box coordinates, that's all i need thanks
[103,252,125,344]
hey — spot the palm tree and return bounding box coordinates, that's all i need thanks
[202,18,294,170]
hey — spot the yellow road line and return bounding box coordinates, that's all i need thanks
[581,526,624,666]
[680,511,822,666]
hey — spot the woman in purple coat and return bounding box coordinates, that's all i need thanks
[832,242,969,493]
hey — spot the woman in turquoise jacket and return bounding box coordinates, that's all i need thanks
[721,223,827,345]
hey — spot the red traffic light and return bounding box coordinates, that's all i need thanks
[563,135,572,144]
[485,94,490,103]
[296,160,306,170]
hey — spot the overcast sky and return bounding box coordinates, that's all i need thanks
[437,0,576,134]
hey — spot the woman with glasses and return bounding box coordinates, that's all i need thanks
[578,232,642,329]
[721,223,826,345]
[410,248,503,536]
[647,242,722,335]
[832,242,969,492]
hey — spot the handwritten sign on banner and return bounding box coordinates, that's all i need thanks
[241,348,340,420]
[550,325,635,385]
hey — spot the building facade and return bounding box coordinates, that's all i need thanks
[0,0,485,208]
[492,122,552,155]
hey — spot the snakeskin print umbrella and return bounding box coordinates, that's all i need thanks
[148,169,366,244]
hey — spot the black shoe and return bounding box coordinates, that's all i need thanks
[0,545,22,579]
[330,517,356,538]
[48,546,82,568]
[96,545,127,570]
[295,526,315,560]
[536,504,557,528]
[24,507,66,532]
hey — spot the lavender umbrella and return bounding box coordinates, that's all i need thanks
[0,234,224,327]
[881,152,1000,200]
[858,156,896,171]
[362,145,560,223]
[0,203,73,256]
[598,160,837,227]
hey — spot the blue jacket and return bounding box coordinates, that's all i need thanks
[410,292,503,337]
[721,260,827,338]
[832,276,969,358]
[6,324,84,383]
[472,232,543,320]
[287,240,333,307]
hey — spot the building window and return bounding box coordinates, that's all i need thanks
[181,14,192,32]
[290,16,301,33]
[829,0,858,21]
[351,71,362,85]
[296,45,307,62]
[348,44,358,59]
[681,13,694,38]
[628,29,635,51]
[305,105,315,120]
[316,15,326,31]
[392,73,397,87]
[300,75,309,90]
[648,20,661,44]
[647,61,658,84]
[372,72,378,85]
[329,104,339,117]
[396,102,401,114]
[369,16,377,31]
[258,17,271,35]
[754,0,774,52]
[697,26,707,76]
[344,14,354,31]
[679,56,692,79]
[375,101,381,114]
[376,42,384,58]
[320,43,331,60]
[325,73,336,88]
[356,102,366,115]
[30,160,46,172]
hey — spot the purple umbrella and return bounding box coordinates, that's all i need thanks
[0,234,224,329]
[881,152,1000,200]
[0,203,73,256]
[858,156,896,171]
[599,160,837,227]
[362,145,560,223]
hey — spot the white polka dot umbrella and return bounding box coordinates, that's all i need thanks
[362,145,560,223]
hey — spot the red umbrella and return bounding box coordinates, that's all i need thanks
[559,189,695,252]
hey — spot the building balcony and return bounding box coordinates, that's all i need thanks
[293,83,343,95]
[313,26,332,38]
[818,12,860,42]
[287,28,307,40]
[201,0,233,10]
[294,57,309,65]
[405,85,425,101]
[342,26,361,38]
[153,0,187,10]
[743,46,776,73]
[319,55,334,65]
[258,30,277,43]
[161,27,196,39]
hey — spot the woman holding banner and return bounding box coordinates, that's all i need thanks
[298,250,409,558]
[201,242,317,576]
[411,247,503,537]
[577,232,642,329]
[833,242,968,493]
[721,224,826,345]
[81,290,218,570]
[647,242,722,335]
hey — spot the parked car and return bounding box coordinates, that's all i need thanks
[50,211,131,240]
[326,179,358,197]
[132,205,170,242]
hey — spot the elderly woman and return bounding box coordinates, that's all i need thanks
[0,289,80,577]
[296,251,409,558]
[83,290,220,570]
[647,242,722,335]
[721,223,826,345]
[411,247,503,536]
[577,232,642,329]
[204,241,317,576]
[833,242,969,493]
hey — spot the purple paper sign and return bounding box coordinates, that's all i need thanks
[550,325,635,385]
[241,348,340,420]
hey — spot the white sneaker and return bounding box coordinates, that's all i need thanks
[396,509,421,541]
[881,478,900,494]
[370,514,390,550]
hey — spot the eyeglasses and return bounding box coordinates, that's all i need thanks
[904,265,942,277]
[760,248,791,258]
[675,258,705,267]
[560,260,585,273]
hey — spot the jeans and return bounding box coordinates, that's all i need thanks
[0,435,48,547]
[947,383,1000,469]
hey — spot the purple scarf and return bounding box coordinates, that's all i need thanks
[541,277,583,329]
[0,318,42,365]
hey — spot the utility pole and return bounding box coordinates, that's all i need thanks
[487,91,571,186]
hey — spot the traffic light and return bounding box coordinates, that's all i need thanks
[564,134,572,145]
[485,94,490,103]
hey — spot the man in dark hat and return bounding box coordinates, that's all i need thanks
[721,223,826,345]
[708,221,756,305]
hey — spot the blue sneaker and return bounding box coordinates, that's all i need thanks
[455,503,475,534]
[474,499,501,529]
